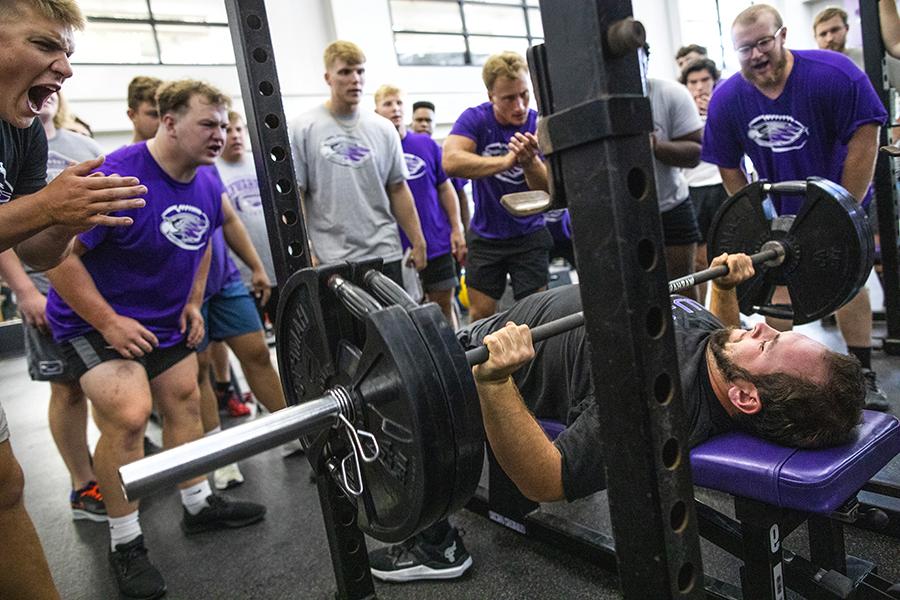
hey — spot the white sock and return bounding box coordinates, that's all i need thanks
[181,480,213,515]
[109,510,142,551]
[205,426,222,437]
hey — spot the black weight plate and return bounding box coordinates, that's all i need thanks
[781,178,873,324]
[353,306,458,543]
[404,303,484,520]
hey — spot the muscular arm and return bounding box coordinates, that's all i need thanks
[387,181,427,269]
[706,253,755,327]
[653,129,702,169]
[474,323,565,503]
[443,134,516,179]
[881,0,900,59]
[437,180,466,262]
[719,167,749,196]
[841,124,880,203]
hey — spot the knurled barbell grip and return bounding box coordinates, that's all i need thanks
[118,394,344,501]
[465,245,783,366]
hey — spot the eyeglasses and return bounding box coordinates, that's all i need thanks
[735,26,784,58]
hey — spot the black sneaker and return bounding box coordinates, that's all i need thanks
[369,527,472,582]
[143,436,162,456]
[71,480,107,522]
[862,369,890,412]
[181,493,266,535]
[109,535,166,600]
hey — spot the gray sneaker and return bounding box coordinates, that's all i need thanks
[369,527,472,582]
[862,369,890,412]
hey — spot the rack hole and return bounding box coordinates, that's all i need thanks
[258,80,274,96]
[264,113,280,129]
[654,373,673,405]
[275,178,293,194]
[287,241,305,257]
[677,562,696,593]
[662,438,681,470]
[246,14,262,29]
[670,500,688,532]
[269,146,286,162]
[637,238,656,271]
[252,47,268,63]
[281,210,298,226]
[627,167,648,200]
[645,305,664,338]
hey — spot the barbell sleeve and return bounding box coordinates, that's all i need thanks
[119,394,344,501]
[465,245,783,366]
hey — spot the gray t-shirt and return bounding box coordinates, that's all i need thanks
[648,78,704,212]
[29,129,103,293]
[290,105,407,264]
[216,155,277,286]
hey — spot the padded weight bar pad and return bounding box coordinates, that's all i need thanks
[538,412,899,515]
[690,411,900,514]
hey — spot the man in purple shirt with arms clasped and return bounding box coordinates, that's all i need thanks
[443,51,551,322]
[45,80,266,600]
[701,4,890,412]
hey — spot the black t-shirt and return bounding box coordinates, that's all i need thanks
[457,285,733,501]
[0,119,48,204]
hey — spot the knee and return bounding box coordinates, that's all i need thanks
[241,342,273,370]
[114,407,152,446]
[0,450,25,512]
[160,384,202,420]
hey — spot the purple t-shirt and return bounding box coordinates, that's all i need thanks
[399,131,451,259]
[46,142,224,347]
[204,227,243,299]
[702,49,886,214]
[449,102,545,239]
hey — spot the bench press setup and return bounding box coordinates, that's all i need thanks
[114,0,900,598]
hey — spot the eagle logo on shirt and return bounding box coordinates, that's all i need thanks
[482,142,525,185]
[320,134,372,168]
[226,179,262,214]
[159,204,211,251]
[404,153,427,180]
[0,161,13,204]
[746,114,809,153]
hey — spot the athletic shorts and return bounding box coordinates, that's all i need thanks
[61,330,194,381]
[23,322,78,382]
[466,228,553,301]
[0,400,8,443]
[380,259,404,288]
[200,280,263,351]
[688,183,728,243]
[661,198,702,246]
[419,253,458,292]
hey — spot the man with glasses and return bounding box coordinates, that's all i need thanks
[701,4,890,411]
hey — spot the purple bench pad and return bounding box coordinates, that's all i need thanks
[539,411,900,515]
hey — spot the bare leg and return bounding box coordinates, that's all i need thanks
[426,288,457,328]
[209,341,231,385]
[836,287,872,348]
[0,440,61,600]
[196,349,221,434]
[47,380,95,489]
[665,243,699,301]
[468,287,498,322]
[226,331,285,414]
[765,286,794,332]
[694,243,709,306]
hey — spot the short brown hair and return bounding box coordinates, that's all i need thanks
[0,0,84,29]
[323,40,366,70]
[482,51,528,92]
[675,44,707,61]
[127,76,163,111]
[155,80,231,118]
[374,84,402,106]
[733,4,783,31]
[680,58,721,85]
[814,7,849,32]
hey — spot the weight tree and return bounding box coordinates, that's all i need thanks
[222,1,702,598]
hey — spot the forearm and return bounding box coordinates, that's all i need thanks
[881,0,900,59]
[841,124,880,203]
[188,245,212,307]
[708,285,741,328]
[443,148,513,179]
[0,250,40,297]
[222,216,264,273]
[522,159,549,193]
[476,377,565,502]
[719,167,749,196]
[653,140,701,168]
[388,183,426,247]
[15,225,77,271]
[45,255,117,329]
[457,188,471,231]
[437,181,463,231]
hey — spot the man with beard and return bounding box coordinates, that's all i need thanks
[813,7,863,69]
[368,252,866,583]
[701,4,889,411]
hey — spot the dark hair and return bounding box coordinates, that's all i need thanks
[679,58,721,84]
[412,101,435,113]
[128,76,163,110]
[814,7,849,31]
[675,44,708,60]
[709,330,865,448]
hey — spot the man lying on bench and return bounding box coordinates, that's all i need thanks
[368,252,867,583]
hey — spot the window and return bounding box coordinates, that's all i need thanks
[677,0,751,73]
[73,0,234,65]
[389,0,543,66]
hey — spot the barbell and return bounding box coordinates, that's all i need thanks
[119,177,873,544]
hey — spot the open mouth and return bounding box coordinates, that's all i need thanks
[209,145,223,154]
[27,85,58,113]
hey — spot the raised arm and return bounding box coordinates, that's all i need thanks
[473,322,565,502]
[443,134,517,179]
[707,253,755,327]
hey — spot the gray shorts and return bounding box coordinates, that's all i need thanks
[23,322,78,382]
[0,400,9,443]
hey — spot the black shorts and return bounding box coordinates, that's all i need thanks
[466,228,553,301]
[688,183,728,243]
[61,330,194,381]
[419,253,458,292]
[661,198,702,246]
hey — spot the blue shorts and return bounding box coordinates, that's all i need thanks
[200,280,263,351]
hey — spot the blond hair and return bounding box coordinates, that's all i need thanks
[227,110,244,124]
[0,0,84,29]
[374,84,402,106]
[733,4,783,30]
[482,51,528,92]
[156,80,231,118]
[323,40,366,69]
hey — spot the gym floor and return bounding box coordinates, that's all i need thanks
[3,307,899,599]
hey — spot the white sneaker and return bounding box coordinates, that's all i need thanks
[280,439,305,458]
[213,463,245,490]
